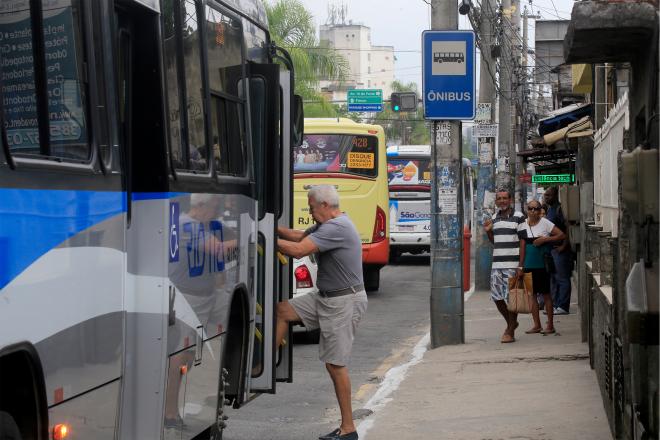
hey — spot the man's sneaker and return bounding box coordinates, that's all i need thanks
[554,307,569,315]
[319,429,358,440]
[319,429,340,440]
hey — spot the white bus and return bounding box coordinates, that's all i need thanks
[0,0,302,439]
[387,145,432,260]
[387,146,474,261]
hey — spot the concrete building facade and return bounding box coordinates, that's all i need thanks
[563,2,659,439]
[319,23,395,103]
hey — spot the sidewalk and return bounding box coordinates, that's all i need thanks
[360,289,612,440]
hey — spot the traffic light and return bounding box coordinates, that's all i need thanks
[390,92,418,112]
[391,93,401,112]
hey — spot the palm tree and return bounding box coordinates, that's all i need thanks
[264,0,349,113]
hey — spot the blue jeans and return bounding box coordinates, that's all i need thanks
[550,249,573,311]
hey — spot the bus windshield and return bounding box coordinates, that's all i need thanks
[387,158,431,187]
[294,134,378,178]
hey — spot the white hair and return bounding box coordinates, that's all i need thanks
[190,193,216,208]
[308,185,339,208]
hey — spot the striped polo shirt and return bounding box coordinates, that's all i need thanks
[491,209,525,269]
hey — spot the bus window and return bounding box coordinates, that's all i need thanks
[162,0,208,172]
[0,0,90,162]
[181,0,207,171]
[225,100,245,175]
[295,134,378,178]
[205,5,246,177]
[163,0,184,168]
[90,3,112,167]
[245,77,266,216]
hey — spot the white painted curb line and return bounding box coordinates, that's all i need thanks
[356,332,430,439]
[357,284,475,438]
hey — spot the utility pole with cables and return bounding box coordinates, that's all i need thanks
[497,0,522,204]
[473,0,498,289]
[518,5,530,205]
[510,0,522,209]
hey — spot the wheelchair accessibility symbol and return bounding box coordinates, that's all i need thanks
[169,202,180,262]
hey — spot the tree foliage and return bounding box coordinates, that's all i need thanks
[264,0,349,116]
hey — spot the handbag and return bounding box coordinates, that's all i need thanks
[507,273,534,314]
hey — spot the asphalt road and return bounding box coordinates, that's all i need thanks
[223,255,431,440]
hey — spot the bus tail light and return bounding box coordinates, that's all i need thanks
[295,265,313,289]
[52,424,70,440]
[372,206,387,243]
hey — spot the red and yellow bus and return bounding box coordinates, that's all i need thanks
[293,118,389,291]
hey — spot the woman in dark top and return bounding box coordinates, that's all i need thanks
[517,200,566,334]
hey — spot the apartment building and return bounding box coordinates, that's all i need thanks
[319,22,395,103]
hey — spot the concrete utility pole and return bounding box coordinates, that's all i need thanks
[511,0,522,209]
[474,0,497,290]
[430,0,464,348]
[519,6,530,204]
[496,0,514,196]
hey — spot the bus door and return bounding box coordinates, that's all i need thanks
[114,4,171,438]
[275,68,298,383]
[247,63,285,393]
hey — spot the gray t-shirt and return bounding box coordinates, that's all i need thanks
[306,214,363,292]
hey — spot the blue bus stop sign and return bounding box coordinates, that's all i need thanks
[422,30,476,120]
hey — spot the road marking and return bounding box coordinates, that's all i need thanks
[356,284,476,437]
[354,383,375,401]
[464,282,475,301]
[356,332,430,439]
[354,342,411,401]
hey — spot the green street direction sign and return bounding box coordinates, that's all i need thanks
[532,174,575,184]
[347,89,383,112]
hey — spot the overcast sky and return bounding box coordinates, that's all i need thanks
[293,0,575,91]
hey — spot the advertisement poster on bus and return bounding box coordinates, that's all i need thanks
[387,159,431,186]
[389,199,431,233]
[0,0,87,152]
[293,134,377,177]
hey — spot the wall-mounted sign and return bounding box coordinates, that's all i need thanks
[531,174,575,184]
[475,103,492,123]
[472,124,498,138]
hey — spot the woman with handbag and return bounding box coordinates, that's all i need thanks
[517,200,566,334]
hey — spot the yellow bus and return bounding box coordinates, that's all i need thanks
[293,118,389,291]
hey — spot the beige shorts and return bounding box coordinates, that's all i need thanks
[289,290,368,366]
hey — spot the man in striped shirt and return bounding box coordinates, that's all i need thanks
[484,190,525,343]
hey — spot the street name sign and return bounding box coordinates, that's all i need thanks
[347,89,383,112]
[422,30,476,120]
[532,174,575,184]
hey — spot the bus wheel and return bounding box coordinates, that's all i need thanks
[0,411,22,440]
[364,267,380,292]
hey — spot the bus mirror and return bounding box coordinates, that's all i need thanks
[292,94,304,147]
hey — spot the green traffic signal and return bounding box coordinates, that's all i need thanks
[390,92,417,112]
